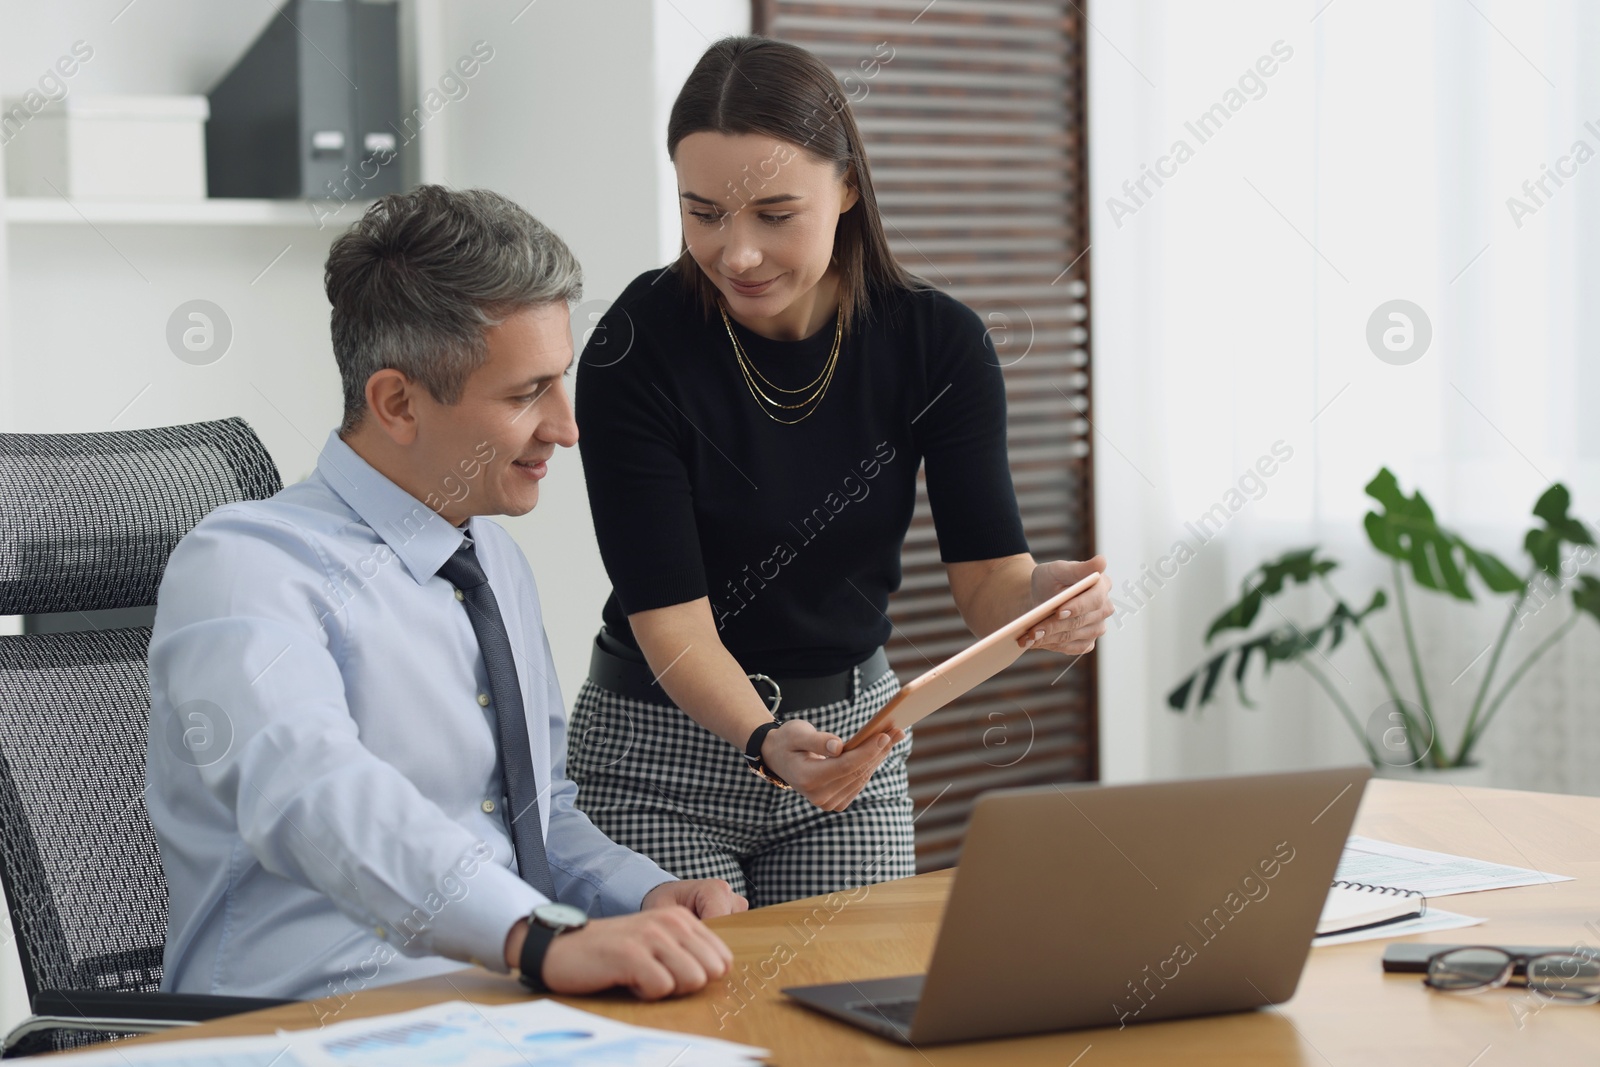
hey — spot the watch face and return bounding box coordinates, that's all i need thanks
[532,902,589,931]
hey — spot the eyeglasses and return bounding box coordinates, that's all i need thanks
[1424,946,1600,1003]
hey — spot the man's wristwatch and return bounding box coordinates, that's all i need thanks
[516,902,588,992]
[744,720,792,789]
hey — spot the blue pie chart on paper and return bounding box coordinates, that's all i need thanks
[519,1028,592,1044]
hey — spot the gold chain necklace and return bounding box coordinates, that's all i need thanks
[719,303,843,425]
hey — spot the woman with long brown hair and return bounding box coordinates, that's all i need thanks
[569,36,1111,907]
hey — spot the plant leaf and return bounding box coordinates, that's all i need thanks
[1460,544,1523,594]
[1533,484,1593,542]
[1204,588,1265,644]
[1265,626,1314,663]
[1364,468,1519,600]
[1232,639,1259,709]
[1326,614,1347,652]
[1171,589,1385,714]
[1574,576,1600,625]
[1196,651,1230,705]
[1204,547,1337,643]
[1525,483,1596,580]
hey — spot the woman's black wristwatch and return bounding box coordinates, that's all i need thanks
[743,720,791,789]
[517,902,588,992]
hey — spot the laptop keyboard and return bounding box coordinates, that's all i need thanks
[848,996,920,1028]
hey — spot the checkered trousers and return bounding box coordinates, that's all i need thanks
[567,663,915,908]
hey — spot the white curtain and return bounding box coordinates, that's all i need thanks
[1089,0,1600,792]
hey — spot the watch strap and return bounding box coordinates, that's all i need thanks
[743,720,790,789]
[517,919,559,993]
[743,720,779,764]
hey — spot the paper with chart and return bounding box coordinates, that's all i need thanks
[1336,835,1572,898]
[15,1035,300,1066]
[287,999,768,1067]
[40,1001,767,1067]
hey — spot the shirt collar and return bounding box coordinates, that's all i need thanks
[316,431,466,585]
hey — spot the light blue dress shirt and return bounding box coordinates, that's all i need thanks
[146,431,674,1000]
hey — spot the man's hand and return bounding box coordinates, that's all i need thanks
[1017,555,1113,655]
[505,908,733,1000]
[642,878,748,918]
[762,719,906,813]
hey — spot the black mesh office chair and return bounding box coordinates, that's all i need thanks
[0,419,294,1057]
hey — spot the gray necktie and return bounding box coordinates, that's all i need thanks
[437,540,557,898]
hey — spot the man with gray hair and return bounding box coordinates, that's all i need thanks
[147,186,743,1003]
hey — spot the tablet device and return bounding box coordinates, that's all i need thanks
[843,571,1101,751]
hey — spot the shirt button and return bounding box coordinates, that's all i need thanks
[477,693,491,707]
[481,799,496,813]
[454,588,465,602]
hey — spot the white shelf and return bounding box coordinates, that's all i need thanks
[2,198,373,226]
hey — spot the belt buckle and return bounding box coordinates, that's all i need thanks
[746,673,783,717]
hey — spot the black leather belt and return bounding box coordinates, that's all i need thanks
[588,631,892,715]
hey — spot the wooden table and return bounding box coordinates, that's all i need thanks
[84,781,1600,1063]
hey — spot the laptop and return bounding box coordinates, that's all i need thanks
[783,766,1371,1045]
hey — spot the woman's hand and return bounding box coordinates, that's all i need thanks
[762,719,906,812]
[1017,555,1113,655]
[628,599,905,812]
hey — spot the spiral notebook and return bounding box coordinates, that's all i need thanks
[1316,879,1427,936]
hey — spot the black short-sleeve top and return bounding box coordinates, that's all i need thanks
[575,267,1029,676]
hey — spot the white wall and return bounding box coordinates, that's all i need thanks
[652,0,751,263]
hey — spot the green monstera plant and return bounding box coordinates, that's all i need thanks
[1168,469,1600,769]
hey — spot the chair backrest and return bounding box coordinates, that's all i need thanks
[0,419,282,1000]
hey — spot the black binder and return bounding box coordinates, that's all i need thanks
[207,0,402,199]
[350,0,402,188]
